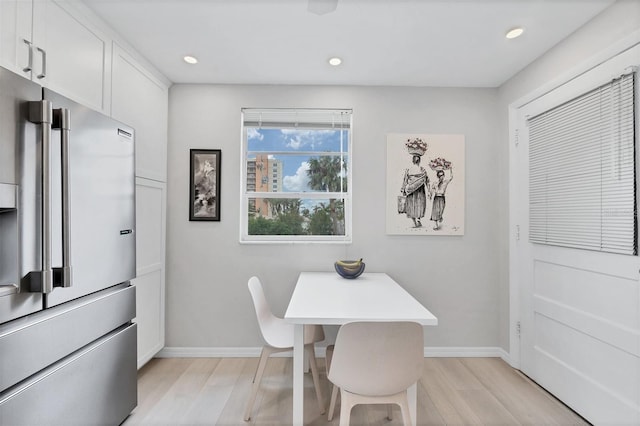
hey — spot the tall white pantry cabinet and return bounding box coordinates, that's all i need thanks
[111,44,169,367]
[0,0,169,368]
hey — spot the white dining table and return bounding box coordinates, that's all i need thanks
[284,272,438,426]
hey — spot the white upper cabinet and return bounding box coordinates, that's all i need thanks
[0,0,33,78]
[32,1,111,113]
[0,0,111,114]
[111,43,168,181]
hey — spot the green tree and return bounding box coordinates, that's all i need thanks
[307,156,346,235]
[271,210,304,235]
[307,157,346,192]
[248,211,304,235]
[248,216,273,235]
[267,198,302,217]
[308,203,333,235]
[248,199,305,235]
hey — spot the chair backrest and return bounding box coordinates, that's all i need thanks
[327,321,424,396]
[248,276,325,348]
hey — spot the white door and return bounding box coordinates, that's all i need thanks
[514,44,640,424]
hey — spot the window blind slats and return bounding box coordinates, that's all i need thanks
[242,108,352,129]
[528,72,637,255]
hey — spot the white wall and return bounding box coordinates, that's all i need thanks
[496,0,640,353]
[164,0,639,357]
[166,85,500,350]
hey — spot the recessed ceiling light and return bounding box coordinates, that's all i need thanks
[328,57,342,66]
[183,55,198,64]
[505,27,524,39]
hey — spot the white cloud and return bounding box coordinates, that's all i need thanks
[283,161,310,192]
[280,129,335,150]
[247,128,264,141]
[287,135,303,150]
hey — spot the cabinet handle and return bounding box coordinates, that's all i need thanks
[36,47,46,79]
[22,39,33,72]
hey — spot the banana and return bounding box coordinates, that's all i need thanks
[336,258,363,269]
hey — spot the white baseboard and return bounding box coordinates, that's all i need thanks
[423,346,508,359]
[156,346,513,363]
[156,347,262,358]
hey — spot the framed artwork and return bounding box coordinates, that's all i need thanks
[386,134,464,235]
[189,149,221,221]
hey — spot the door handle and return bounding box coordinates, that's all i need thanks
[27,101,54,293]
[22,39,33,72]
[36,47,46,79]
[52,108,72,288]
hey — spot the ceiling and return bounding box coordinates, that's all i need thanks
[83,0,615,87]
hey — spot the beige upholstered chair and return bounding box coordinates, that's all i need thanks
[244,276,325,421]
[326,321,424,426]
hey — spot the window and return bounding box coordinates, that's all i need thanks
[241,108,352,243]
[528,71,637,255]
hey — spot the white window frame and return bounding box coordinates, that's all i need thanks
[240,108,353,244]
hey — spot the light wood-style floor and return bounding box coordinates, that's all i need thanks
[122,357,589,426]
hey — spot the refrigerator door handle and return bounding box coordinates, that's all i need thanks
[52,108,72,288]
[26,101,54,293]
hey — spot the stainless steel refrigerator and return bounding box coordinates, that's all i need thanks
[0,66,137,425]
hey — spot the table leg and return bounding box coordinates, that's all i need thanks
[408,382,417,426]
[293,324,305,426]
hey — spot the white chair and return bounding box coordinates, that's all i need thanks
[327,321,424,426]
[326,348,393,423]
[244,276,326,421]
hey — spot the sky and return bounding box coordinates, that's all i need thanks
[247,127,347,192]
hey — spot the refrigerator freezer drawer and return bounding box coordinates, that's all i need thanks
[0,283,135,393]
[0,323,137,426]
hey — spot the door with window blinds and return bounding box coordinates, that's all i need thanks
[514,45,640,425]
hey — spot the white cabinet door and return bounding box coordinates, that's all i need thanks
[1,0,111,113]
[111,45,168,368]
[133,178,166,368]
[31,0,111,113]
[111,43,168,182]
[0,0,33,78]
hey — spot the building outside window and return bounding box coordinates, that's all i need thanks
[241,108,352,243]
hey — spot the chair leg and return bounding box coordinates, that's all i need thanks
[326,344,338,421]
[338,389,354,426]
[386,404,393,421]
[325,344,334,376]
[243,346,272,421]
[398,392,412,426]
[306,344,325,414]
[328,385,339,421]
